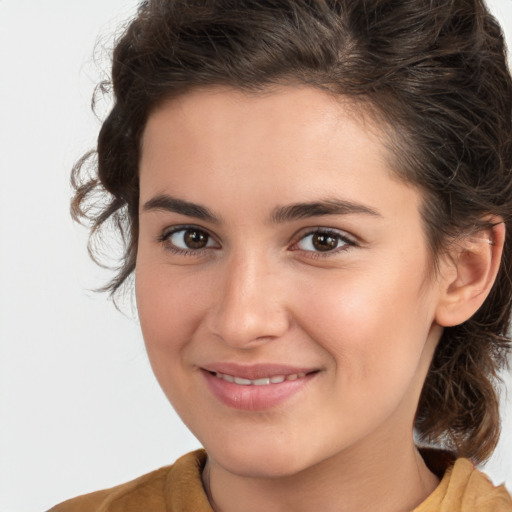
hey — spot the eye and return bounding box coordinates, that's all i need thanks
[160,226,218,253]
[292,229,354,254]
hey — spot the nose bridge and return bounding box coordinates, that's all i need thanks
[209,248,289,347]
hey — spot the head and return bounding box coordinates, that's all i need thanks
[74,0,512,464]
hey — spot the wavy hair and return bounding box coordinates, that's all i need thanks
[72,0,512,463]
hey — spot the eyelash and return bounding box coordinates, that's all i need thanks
[157,225,219,257]
[157,225,356,258]
[289,228,356,259]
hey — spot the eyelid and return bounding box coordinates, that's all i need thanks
[288,227,357,255]
[158,224,221,254]
[156,224,356,258]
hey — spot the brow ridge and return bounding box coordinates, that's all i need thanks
[270,199,380,224]
[143,195,379,224]
[142,195,220,223]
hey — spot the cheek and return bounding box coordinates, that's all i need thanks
[135,264,212,424]
[135,262,206,368]
[292,261,436,394]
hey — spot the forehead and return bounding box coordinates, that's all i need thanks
[143,85,380,143]
[141,86,387,173]
[139,85,420,221]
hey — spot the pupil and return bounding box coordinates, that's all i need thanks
[313,233,337,251]
[184,229,208,249]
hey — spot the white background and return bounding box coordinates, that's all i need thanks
[0,1,511,511]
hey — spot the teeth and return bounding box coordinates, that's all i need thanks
[253,378,270,386]
[213,372,309,385]
[234,377,252,385]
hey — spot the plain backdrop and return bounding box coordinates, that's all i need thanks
[0,1,511,511]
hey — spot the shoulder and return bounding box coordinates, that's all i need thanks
[416,457,512,512]
[47,449,209,512]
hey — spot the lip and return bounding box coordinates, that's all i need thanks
[202,362,315,380]
[200,363,318,411]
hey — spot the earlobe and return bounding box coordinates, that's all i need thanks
[435,219,505,327]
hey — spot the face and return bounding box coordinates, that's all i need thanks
[136,86,445,478]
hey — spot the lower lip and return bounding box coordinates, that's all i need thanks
[202,370,316,411]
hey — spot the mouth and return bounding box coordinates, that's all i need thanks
[200,364,319,411]
[207,370,311,386]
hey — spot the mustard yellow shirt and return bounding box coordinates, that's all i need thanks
[48,449,512,512]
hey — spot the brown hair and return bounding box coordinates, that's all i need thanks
[73,0,512,463]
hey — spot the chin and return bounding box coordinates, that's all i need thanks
[202,433,323,478]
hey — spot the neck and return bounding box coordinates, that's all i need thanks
[203,435,440,512]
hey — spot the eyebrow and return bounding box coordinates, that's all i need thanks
[142,195,221,223]
[142,194,380,224]
[270,199,380,223]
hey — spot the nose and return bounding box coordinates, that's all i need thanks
[206,252,290,349]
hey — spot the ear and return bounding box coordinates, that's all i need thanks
[435,218,505,327]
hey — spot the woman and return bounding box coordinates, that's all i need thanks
[50,0,512,510]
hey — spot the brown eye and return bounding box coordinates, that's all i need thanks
[311,233,338,251]
[183,229,209,249]
[295,229,353,254]
[166,227,216,251]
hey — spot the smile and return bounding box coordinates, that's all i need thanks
[212,371,308,386]
[201,366,318,411]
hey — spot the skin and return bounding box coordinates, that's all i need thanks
[135,86,499,512]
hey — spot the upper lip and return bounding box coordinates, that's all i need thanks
[201,363,318,380]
